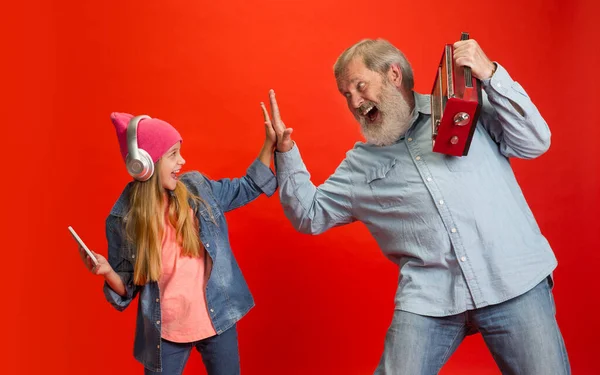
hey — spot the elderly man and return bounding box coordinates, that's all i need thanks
[262,38,570,374]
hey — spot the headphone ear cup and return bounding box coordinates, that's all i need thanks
[126,148,154,181]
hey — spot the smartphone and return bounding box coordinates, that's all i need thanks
[68,226,99,267]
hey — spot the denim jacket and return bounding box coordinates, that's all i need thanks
[102,159,276,372]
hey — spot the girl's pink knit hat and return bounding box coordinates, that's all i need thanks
[110,112,182,163]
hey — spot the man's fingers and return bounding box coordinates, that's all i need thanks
[281,128,293,143]
[269,89,283,128]
[454,56,472,68]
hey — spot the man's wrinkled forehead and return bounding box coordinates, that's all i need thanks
[337,58,368,89]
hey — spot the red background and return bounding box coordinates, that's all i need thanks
[3,0,599,374]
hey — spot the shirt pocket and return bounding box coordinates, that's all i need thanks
[197,198,223,224]
[366,158,410,209]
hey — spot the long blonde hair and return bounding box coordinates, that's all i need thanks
[125,160,204,285]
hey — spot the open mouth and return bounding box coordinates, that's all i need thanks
[361,103,380,123]
[171,169,181,180]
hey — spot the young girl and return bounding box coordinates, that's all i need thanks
[77,112,277,374]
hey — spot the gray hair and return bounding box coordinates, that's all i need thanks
[333,38,414,91]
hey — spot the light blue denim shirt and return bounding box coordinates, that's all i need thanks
[275,63,557,317]
[103,159,276,372]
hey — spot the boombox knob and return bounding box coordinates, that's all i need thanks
[454,112,470,126]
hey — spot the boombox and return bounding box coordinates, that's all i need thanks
[430,32,482,156]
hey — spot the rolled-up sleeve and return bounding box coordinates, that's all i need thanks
[246,159,277,197]
[103,217,139,311]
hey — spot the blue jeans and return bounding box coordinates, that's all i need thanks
[374,277,570,375]
[145,324,239,375]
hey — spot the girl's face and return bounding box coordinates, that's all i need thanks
[159,142,185,191]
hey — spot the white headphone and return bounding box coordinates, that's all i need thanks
[126,115,154,181]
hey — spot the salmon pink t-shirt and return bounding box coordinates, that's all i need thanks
[158,210,217,342]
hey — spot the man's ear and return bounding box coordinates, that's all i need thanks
[387,64,403,89]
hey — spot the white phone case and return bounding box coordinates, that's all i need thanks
[68,226,99,266]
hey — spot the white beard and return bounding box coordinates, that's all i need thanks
[357,82,412,146]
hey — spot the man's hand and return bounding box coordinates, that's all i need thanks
[453,39,496,80]
[261,89,294,153]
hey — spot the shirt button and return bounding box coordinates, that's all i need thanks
[408,138,413,142]
[451,228,457,233]
[460,256,466,262]
[206,243,210,248]
[439,200,444,205]
[131,254,135,258]
[426,177,432,182]
[210,309,214,313]
[157,345,160,349]
[156,321,160,325]
[415,156,421,161]
[497,83,502,88]
[156,298,159,302]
